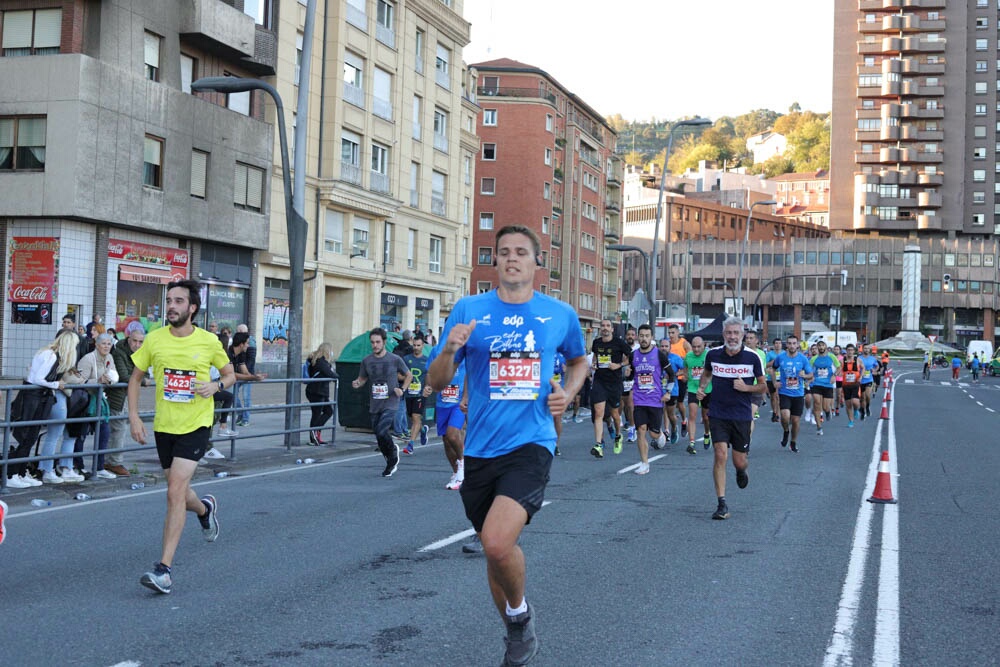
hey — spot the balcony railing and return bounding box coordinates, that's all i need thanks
[433,133,448,153]
[436,68,450,89]
[346,6,366,31]
[431,196,446,217]
[341,163,361,184]
[373,97,392,120]
[370,171,390,194]
[375,24,394,48]
[580,152,601,169]
[343,82,364,108]
[477,86,556,104]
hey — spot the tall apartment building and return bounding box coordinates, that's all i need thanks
[831,0,991,237]
[468,59,622,330]
[0,0,275,376]
[254,0,475,364]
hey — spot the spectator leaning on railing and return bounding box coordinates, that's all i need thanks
[105,327,147,476]
[305,342,339,445]
[76,333,118,478]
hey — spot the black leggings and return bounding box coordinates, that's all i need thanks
[308,396,333,429]
[370,409,396,458]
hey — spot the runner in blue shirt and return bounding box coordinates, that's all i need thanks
[765,338,783,422]
[858,344,879,419]
[971,353,982,384]
[809,340,840,436]
[696,317,767,521]
[426,344,467,491]
[427,226,587,667]
[772,334,814,453]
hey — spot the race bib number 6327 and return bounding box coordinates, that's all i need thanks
[489,350,541,400]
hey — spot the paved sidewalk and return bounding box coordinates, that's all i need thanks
[1,381,390,508]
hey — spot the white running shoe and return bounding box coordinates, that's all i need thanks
[42,470,63,484]
[217,427,238,437]
[634,462,650,475]
[656,432,667,448]
[21,474,42,487]
[96,469,116,479]
[445,472,462,490]
[5,474,31,489]
[203,447,226,459]
[59,467,84,483]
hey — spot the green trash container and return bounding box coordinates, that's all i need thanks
[336,331,401,429]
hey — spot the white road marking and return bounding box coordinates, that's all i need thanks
[616,454,667,474]
[417,501,553,552]
[988,408,996,413]
[904,379,914,384]
[108,662,142,667]
[874,392,900,666]
[940,381,950,386]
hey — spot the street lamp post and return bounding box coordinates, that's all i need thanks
[706,280,735,316]
[752,271,847,336]
[607,244,651,327]
[650,118,711,332]
[737,199,777,320]
[191,76,308,448]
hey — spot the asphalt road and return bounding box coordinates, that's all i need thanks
[1,361,996,666]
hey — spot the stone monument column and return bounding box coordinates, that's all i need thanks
[901,245,921,333]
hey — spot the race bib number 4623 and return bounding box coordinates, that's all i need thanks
[489,350,541,400]
[163,368,196,403]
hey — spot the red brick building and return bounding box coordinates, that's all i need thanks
[469,58,622,327]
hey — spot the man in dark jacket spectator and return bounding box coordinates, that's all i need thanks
[105,328,146,476]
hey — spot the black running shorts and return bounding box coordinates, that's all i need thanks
[778,394,805,417]
[633,405,662,431]
[811,385,834,399]
[843,385,861,401]
[589,380,621,409]
[154,427,211,469]
[709,419,752,454]
[687,391,711,409]
[405,396,424,415]
[460,444,552,533]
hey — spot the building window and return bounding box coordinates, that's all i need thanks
[542,216,549,234]
[295,33,303,85]
[483,109,497,126]
[190,149,208,198]
[483,143,496,160]
[479,212,494,230]
[143,135,164,188]
[370,142,390,193]
[976,82,988,94]
[410,162,420,207]
[343,52,364,108]
[431,170,446,216]
[478,247,493,265]
[429,235,442,273]
[481,177,495,195]
[180,53,196,94]
[375,0,395,47]
[414,29,424,74]
[544,147,552,166]
[407,228,416,268]
[226,73,250,115]
[974,192,986,204]
[974,147,987,159]
[976,104,988,116]
[144,31,161,81]
[340,130,361,183]
[412,95,422,140]
[325,209,343,253]
[384,221,394,265]
[373,67,392,120]
[976,17,989,29]
[352,218,370,258]
[0,116,46,171]
[543,182,551,199]
[477,281,492,294]
[463,154,472,184]
[977,39,988,51]
[977,60,988,72]
[973,213,986,226]
[433,108,448,152]
[234,162,265,212]
[546,114,553,132]
[1,9,62,57]
[974,169,987,182]
[463,196,470,225]
[435,43,450,89]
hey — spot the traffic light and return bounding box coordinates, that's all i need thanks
[942,273,951,291]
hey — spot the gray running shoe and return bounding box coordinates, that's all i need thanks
[502,603,538,666]
[140,563,172,594]
[462,534,483,554]
[199,495,220,542]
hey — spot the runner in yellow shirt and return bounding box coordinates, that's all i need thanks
[128,280,234,594]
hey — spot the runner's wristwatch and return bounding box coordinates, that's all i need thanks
[218,380,225,393]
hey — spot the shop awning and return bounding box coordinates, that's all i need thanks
[119,265,182,284]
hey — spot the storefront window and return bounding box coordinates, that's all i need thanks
[380,293,408,332]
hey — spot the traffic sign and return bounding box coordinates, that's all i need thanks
[928,335,938,343]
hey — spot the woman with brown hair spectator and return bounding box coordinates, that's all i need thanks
[305,342,339,445]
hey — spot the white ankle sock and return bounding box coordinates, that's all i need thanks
[506,599,528,617]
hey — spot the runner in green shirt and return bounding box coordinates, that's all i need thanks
[684,336,711,455]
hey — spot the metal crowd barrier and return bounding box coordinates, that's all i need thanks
[0,377,338,492]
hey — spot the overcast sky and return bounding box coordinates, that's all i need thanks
[462,0,834,122]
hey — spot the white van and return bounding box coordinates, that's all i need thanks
[966,340,993,365]
[806,331,858,348]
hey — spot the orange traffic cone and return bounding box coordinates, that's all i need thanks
[867,450,897,504]
[879,398,889,420]
[885,385,892,402]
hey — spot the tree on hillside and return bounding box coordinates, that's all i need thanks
[623,150,647,167]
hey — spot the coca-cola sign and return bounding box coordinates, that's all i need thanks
[108,239,188,269]
[8,236,59,303]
